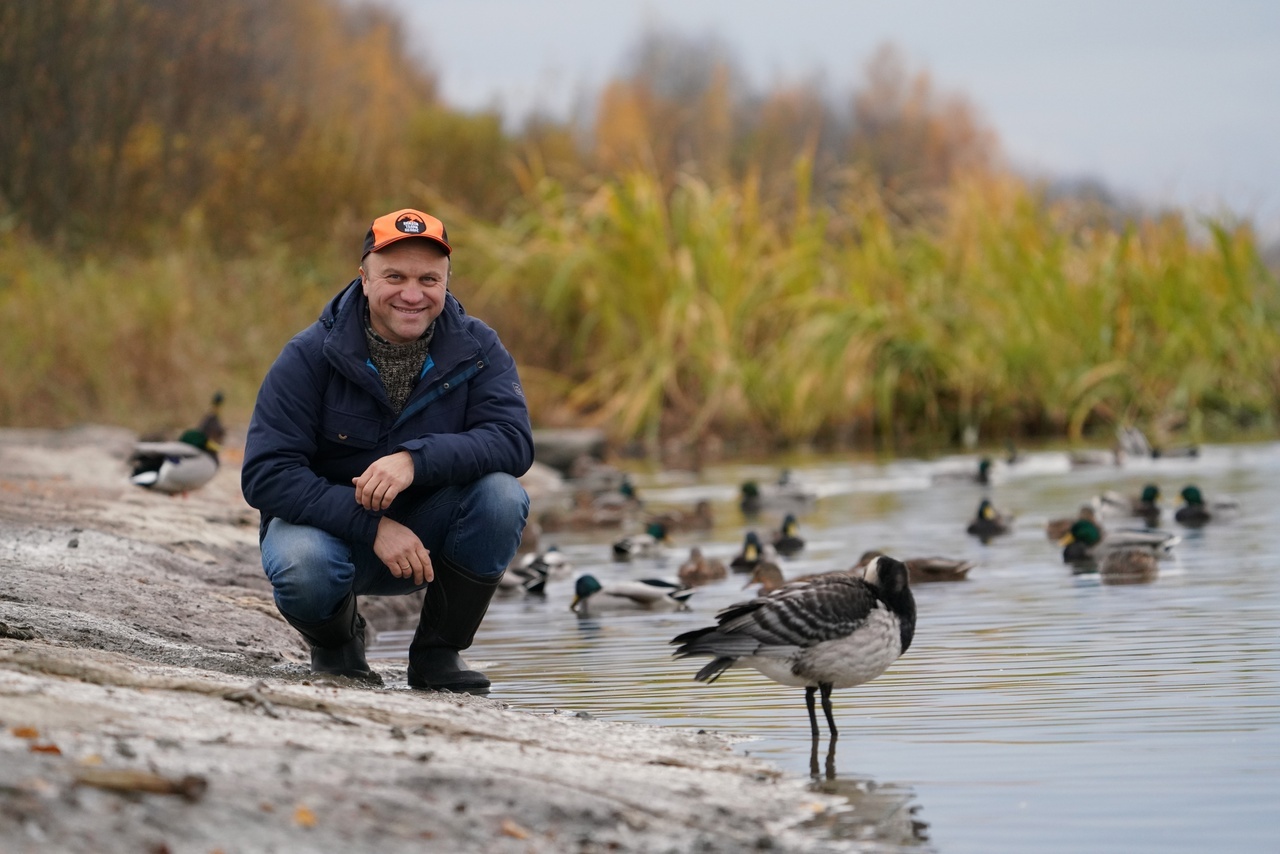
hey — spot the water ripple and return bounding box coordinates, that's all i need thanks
[366,442,1280,853]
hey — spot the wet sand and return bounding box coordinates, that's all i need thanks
[0,427,853,853]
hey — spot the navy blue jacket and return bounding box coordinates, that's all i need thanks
[241,279,534,545]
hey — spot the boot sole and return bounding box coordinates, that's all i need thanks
[406,668,490,694]
[314,668,384,686]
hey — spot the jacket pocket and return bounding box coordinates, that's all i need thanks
[319,406,381,450]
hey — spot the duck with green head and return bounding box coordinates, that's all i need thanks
[571,574,693,614]
[611,521,670,561]
[129,428,220,495]
[1174,485,1212,527]
[1059,518,1180,565]
[1134,483,1162,526]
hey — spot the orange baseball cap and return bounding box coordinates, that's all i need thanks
[361,208,451,259]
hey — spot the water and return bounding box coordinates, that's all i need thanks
[369,442,1280,853]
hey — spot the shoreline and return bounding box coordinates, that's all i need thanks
[0,426,856,852]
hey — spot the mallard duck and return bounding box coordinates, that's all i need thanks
[1092,484,1162,526]
[729,530,776,573]
[129,429,220,495]
[1059,518,1180,565]
[595,473,643,512]
[499,523,546,593]
[1173,485,1236,527]
[570,575,693,614]
[1069,447,1123,468]
[774,468,818,504]
[738,472,817,517]
[504,545,575,595]
[742,562,789,593]
[1151,442,1199,459]
[500,560,551,594]
[854,549,974,583]
[1046,504,1099,542]
[741,562,843,594]
[677,547,728,587]
[611,521,670,561]
[966,499,1012,542]
[672,555,915,771]
[739,481,765,516]
[1115,425,1154,458]
[931,456,993,485]
[771,513,806,557]
[527,545,573,581]
[1098,548,1160,585]
[647,499,714,532]
[1173,485,1208,527]
[539,488,636,532]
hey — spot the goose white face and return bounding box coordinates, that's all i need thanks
[862,555,886,587]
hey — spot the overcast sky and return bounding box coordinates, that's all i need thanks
[373,0,1280,239]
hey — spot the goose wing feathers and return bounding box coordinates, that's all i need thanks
[675,574,878,660]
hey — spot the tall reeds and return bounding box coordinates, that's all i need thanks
[464,168,1279,453]
[2,168,1275,452]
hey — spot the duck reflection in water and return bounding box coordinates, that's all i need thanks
[672,555,915,777]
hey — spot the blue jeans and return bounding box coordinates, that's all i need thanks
[261,473,528,625]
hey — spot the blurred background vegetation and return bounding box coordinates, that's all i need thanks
[2,0,1276,459]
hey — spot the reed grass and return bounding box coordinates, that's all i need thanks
[0,236,349,433]
[465,168,1280,453]
[2,168,1276,456]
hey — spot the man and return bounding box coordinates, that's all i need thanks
[242,208,533,694]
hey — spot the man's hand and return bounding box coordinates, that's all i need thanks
[373,517,434,584]
[353,451,415,511]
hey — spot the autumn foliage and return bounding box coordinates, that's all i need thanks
[1,2,1276,455]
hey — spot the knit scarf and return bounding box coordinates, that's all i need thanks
[363,307,435,414]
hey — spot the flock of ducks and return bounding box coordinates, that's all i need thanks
[508,438,1237,768]
[967,475,1235,585]
[513,468,936,768]
[130,405,1233,769]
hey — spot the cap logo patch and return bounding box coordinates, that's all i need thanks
[396,213,426,235]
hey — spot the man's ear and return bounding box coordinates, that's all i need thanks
[358,266,368,292]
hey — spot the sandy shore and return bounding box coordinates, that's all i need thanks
[0,426,867,853]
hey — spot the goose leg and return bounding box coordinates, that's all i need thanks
[819,682,838,741]
[805,685,821,776]
[819,683,839,777]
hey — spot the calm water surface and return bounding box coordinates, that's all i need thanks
[370,442,1280,853]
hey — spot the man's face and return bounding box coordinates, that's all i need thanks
[360,240,449,344]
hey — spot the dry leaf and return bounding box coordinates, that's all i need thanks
[293,805,317,828]
[11,726,39,739]
[75,768,207,801]
[500,818,531,839]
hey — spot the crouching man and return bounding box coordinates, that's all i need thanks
[241,209,532,693]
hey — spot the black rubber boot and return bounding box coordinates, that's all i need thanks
[407,554,499,694]
[282,592,381,685]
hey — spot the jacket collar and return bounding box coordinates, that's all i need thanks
[320,279,479,392]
